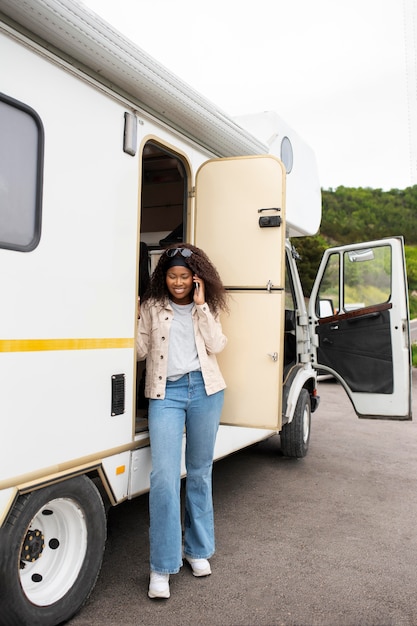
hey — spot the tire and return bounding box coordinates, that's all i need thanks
[280,388,311,458]
[0,475,106,626]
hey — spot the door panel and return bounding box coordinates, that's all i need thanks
[194,156,285,288]
[316,303,393,393]
[194,156,286,429]
[217,292,284,429]
[310,238,412,419]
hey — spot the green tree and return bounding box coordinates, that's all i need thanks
[295,185,417,318]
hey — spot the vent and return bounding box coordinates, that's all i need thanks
[111,374,125,416]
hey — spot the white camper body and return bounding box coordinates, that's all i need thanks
[0,2,411,624]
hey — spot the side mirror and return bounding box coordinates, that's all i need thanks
[318,298,334,318]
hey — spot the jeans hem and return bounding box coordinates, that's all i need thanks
[183,552,215,560]
[150,563,182,575]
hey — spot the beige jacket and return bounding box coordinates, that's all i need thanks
[136,299,227,399]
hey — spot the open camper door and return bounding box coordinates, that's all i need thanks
[309,238,412,419]
[194,155,286,429]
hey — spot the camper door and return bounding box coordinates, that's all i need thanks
[309,238,412,419]
[195,155,286,429]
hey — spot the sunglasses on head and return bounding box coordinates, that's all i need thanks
[165,248,193,258]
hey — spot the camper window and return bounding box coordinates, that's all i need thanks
[0,94,43,252]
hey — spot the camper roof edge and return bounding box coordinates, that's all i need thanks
[0,0,269,158]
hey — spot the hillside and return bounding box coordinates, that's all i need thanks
[293,185,417,316]
[320,185,417,246]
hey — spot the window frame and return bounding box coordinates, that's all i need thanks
[0,92,44,252]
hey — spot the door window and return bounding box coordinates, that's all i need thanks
[316,252,339,317]
[343,245,391,310]
[316,244,391,317]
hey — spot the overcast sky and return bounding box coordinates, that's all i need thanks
[82,0,416,191]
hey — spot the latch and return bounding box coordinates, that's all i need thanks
[258,207,282,228]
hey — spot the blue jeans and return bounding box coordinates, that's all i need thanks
[148,371,224,574]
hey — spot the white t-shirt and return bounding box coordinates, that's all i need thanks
[167,301,201,381]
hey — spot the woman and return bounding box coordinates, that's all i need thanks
[136,243,228,599]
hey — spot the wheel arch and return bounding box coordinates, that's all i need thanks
[1,464,113,529]
[282,364,317,427]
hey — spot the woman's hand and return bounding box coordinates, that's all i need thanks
[193,275,205,305]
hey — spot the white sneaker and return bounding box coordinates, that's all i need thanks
[184,555,212,577]
[148,571,170,599]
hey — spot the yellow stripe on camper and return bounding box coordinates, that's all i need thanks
[0,338,134,352]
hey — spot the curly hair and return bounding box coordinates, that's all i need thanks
[142,243,229,314]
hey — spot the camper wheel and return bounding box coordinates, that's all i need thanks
[280,388,311,458]
[0,475,106,626]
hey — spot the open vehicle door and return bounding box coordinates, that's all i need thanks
[309,237,412,419]
[194,156,286,429]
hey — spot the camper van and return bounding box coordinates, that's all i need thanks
[0,1,412,624]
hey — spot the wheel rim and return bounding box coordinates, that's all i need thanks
[302,404,310,444]
[19,497,88,606]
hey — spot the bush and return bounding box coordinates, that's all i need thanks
[405,246,417,291]
[409,293,417,319]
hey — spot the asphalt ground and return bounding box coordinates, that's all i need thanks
[69,371,417,626]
